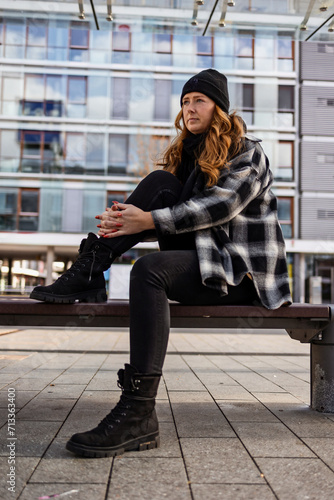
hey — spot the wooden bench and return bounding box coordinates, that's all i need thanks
[0,298,333,413]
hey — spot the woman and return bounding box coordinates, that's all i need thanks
[31,69,292,458]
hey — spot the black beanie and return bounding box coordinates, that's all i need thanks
[180,69,230,114]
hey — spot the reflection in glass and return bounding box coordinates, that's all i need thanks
[21,190,38,213]
[27,23,47,46]
[109,135,128,175]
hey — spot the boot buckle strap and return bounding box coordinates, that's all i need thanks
[131,378,140,391]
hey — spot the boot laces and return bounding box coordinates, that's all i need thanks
[101,395,132,430]
[58,249,97,283]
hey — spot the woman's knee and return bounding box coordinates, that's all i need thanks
[130,253,169,290]
[141,170,182,192]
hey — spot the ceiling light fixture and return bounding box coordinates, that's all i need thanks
[227,0,235,6]
[78,0,85,19]
[107,0,113,21]
[196,0,204,5]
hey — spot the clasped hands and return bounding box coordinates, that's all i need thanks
[95,201,155,238]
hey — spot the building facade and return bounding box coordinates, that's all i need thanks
[0,1,333,301]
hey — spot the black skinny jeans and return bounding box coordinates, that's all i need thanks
[101,170,259,374]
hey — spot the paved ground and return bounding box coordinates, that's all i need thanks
[0,326,334,500]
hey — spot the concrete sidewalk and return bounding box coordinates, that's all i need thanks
[0,326,334,500]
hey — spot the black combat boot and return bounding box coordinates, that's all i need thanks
[30,233,115,303]
[66,364,161,458]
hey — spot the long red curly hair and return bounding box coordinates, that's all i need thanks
[157,105,245,187]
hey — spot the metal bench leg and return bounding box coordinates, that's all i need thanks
[311,316,334,412]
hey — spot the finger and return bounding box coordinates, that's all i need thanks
[114,202,128,210]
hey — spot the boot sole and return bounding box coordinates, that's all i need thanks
[65,432,160,458]
[30,289,107,304]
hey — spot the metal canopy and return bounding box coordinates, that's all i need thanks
[1,1,334,40]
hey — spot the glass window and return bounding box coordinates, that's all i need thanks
[68,77,87,118]
[278,37,294,71]
[276,141,294,181]
[27,22,47,47]
[69,23,89,61]
[23,74,45,116]
[87,76,108,119]
[112,77,130,119]
[90,30,111,63]
[65,133,85,174]
[18,189,39,231]
[5,21,25,46]
[154,34,172,53]
[0,130,20,173]
[108,135,128,175]
[112,32,131,51]
[39,189,62,232]
[25,74,45,100]
[70,23,89,47]
[48,24,68,60]
[235,32,254,70]
[45,75,65,117]
[82,190,106,233]
[154,80,171,121]
[2,74,23,115]
[196,36,213,67]
[254,36,275,71]
[242,83,254,125]
[0,189,17,231]
[154,34,172,65]
[43,132,64,174]
[278,86,294,110]
[278,85,294,127]
[86,134,105,175]
[277,197,293,239]
[21,132,42,173]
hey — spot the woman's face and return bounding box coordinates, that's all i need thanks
[182,92,216,134]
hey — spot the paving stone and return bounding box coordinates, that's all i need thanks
[163,368,205,392]
[255,457,334,499]
[0,352,56,374]
[0,420,61,457]
[169,391,235,438]
[0,390,39,409]
[107,457,191,500]
[218,401,279,423]
[213,384,256,401]
[20,369,64,380]
[47,369,97,386]
[0,456,40,500]
[86,370,118,391]
[16,397,76,421]
[191,483,276,500]
[254,398,334,438]
[30,437,112,483]
[8,378,58,392]
[302,438,334,469]
[37,354,83,370]
[232,422,315,458]
[0,373,22,386]
[19,483,107,500]
[37,384,85,399]
[181,437,264,484]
